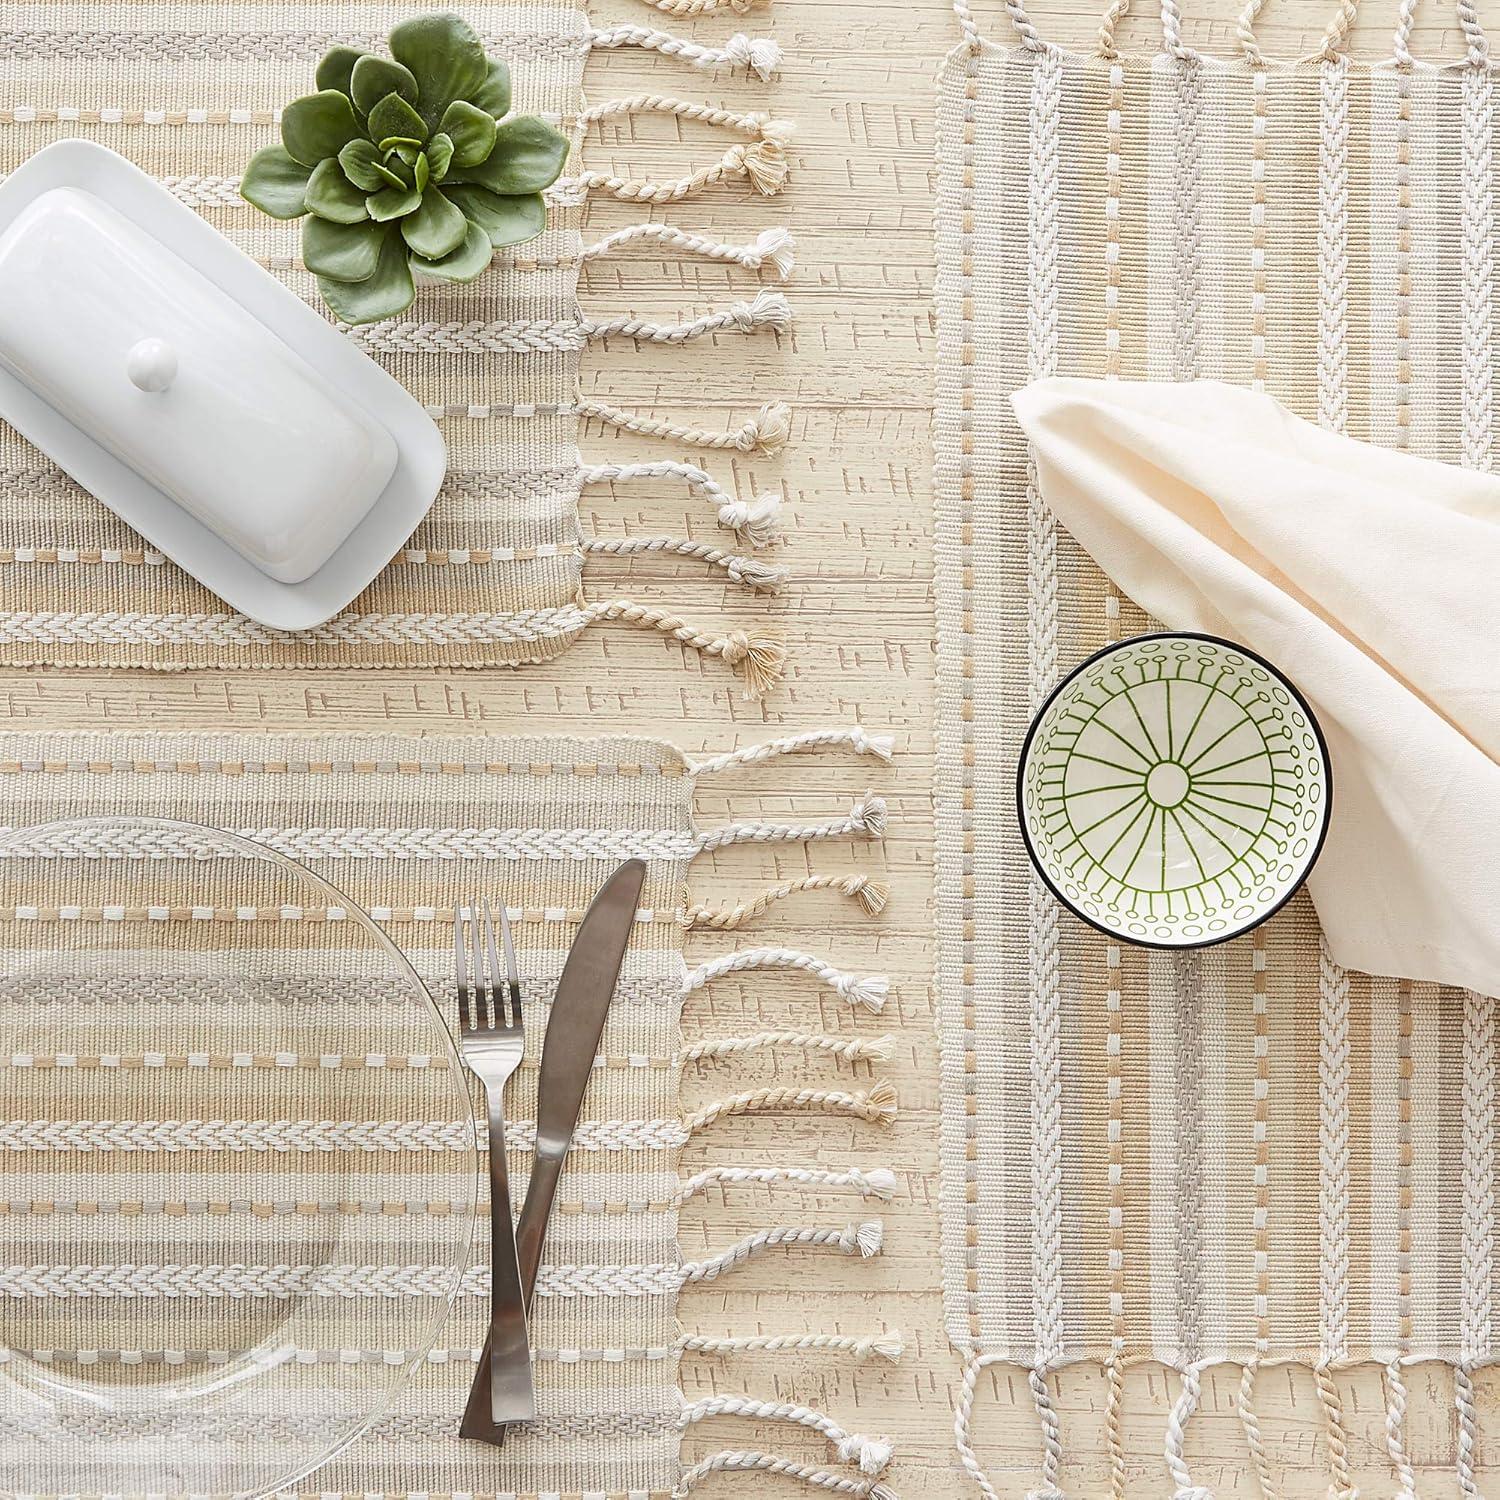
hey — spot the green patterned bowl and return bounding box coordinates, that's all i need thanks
[1018,633,1331,947]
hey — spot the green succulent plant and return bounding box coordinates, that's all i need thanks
[240,12,569,325]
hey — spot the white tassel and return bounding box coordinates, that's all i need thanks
[580,459,781,549]
[588,24,782,80]
[583,290,791,343]
[583,223,795,280]
[677,1163,898,1202]
[683,946,890,1011]
[691,727,894,775]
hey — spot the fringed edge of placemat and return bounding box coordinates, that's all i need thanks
[665,725,901,1500]
[564,4,798,702]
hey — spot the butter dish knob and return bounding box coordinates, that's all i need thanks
[126,337,177,393]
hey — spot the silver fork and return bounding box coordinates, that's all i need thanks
[454,898,535,1423]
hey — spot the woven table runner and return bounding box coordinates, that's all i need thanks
[0,2,793,686]
[0,728,899,1498]
[935,2,1500,1493]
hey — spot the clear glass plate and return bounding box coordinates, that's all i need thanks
[0,817,477,1498]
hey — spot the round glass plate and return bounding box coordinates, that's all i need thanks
[1018,633,1332,948]
[0,817,476,1498]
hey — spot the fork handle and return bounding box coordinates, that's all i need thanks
[482,1088,535,1424]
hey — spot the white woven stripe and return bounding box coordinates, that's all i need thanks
[0,27,577,62]
[0,1116,687,1154]
[1318,58,1350,437]
[1460,990,1495,1366]
[0,821,698,864]
[1462,64,1494,471]
[0,1261,685,1300]
[348,319,585,355]
[1025,47,1065,1377]
[0,607,591,647]
[1317,935,1351,1363]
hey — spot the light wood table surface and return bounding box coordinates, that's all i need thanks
[5,0,1497,1494]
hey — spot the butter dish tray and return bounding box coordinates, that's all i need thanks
[0,141,446,630]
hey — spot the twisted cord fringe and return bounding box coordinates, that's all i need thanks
[673,1451,896,1499]
[679,1029,895,1064]
[1030,1365,1067,1500]
[1383,1359,1418,1499]
[677,1164,898,1201]
[588,24,781,80]
[683,946,890,1011]
[580,458,782,548]
[583,289,791,343]
[1314,1364,1357,1500]
[630,0,767,13]
[954,1354,1006,1500]
[584,224,796,280]
[1456,1364,1482,1496]
[1393,0,1420,65]
[682,1220,883,1282]
[1238,1362,1278,1500]
[684,1080,897,1132]
[682,873,889,928]
[584,599,785,699]
[583,535,786,593]
[680,1328,903,1361]
[691,727,893,773]
[1236,0,1265,62]
[679,1394,893,1475]
[1165,1364,1212,1499]
[694,793,886,853]
[569,116,791,201]
[577,396,792,449]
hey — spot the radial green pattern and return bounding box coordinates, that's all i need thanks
[1019,635,1331,946]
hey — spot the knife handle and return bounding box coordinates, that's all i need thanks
[514,1148,565,1312]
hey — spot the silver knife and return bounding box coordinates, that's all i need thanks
[459,857,647,1444]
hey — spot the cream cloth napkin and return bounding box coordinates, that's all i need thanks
[1010,376,1500,995]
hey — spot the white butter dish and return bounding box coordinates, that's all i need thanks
[0,141,445,628]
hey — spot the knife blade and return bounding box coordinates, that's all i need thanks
[459,857,647,1444]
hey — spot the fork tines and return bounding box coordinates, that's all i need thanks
[454,899,523,1032]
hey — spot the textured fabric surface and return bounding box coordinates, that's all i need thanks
[0,733,689,1495]
[0,3,590,669]
[934,20,1500,1395]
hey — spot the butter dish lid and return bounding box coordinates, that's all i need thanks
[0,142,445,628]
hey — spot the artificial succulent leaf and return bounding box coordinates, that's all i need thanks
[388,12,487,127]
[392,142,422,167]
[339,138,387,190]
[351,54,419,117]
[426,133,455,180]
[414,151,431,194]
[444,184,545,248]
[280,90,362,168]
[302,215,388,282]
[469,58,511,119]
[368,91,428,148]
[446,114,567,195]
[319,228,415,325]
[315,46,369,96]
[438,99,496,168]
[401,186,468,259]
[239,145,313,218]
[412,215,491,281]
[367,183,422,221]
[304,157,371,223]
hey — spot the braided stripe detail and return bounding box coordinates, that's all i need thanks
[0,606,590,647]
[682,873,889,929]
[583,290,791,341]
[584,225,795,281]
[677,1165,898,1201]
[0,1116,686,1154]
[683,946,890,1011]
[588,25,780,79]
[349,319,585,354]
[584,535,787,592]
[577,395,792,449]
[0,821,697,864]
[684,1081,896,1133]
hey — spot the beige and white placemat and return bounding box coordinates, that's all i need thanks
[0,728,898,1498]
[935,2,1500,1494]
[0,3,791,686]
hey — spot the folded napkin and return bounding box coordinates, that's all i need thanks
[1011,376,1500,995]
